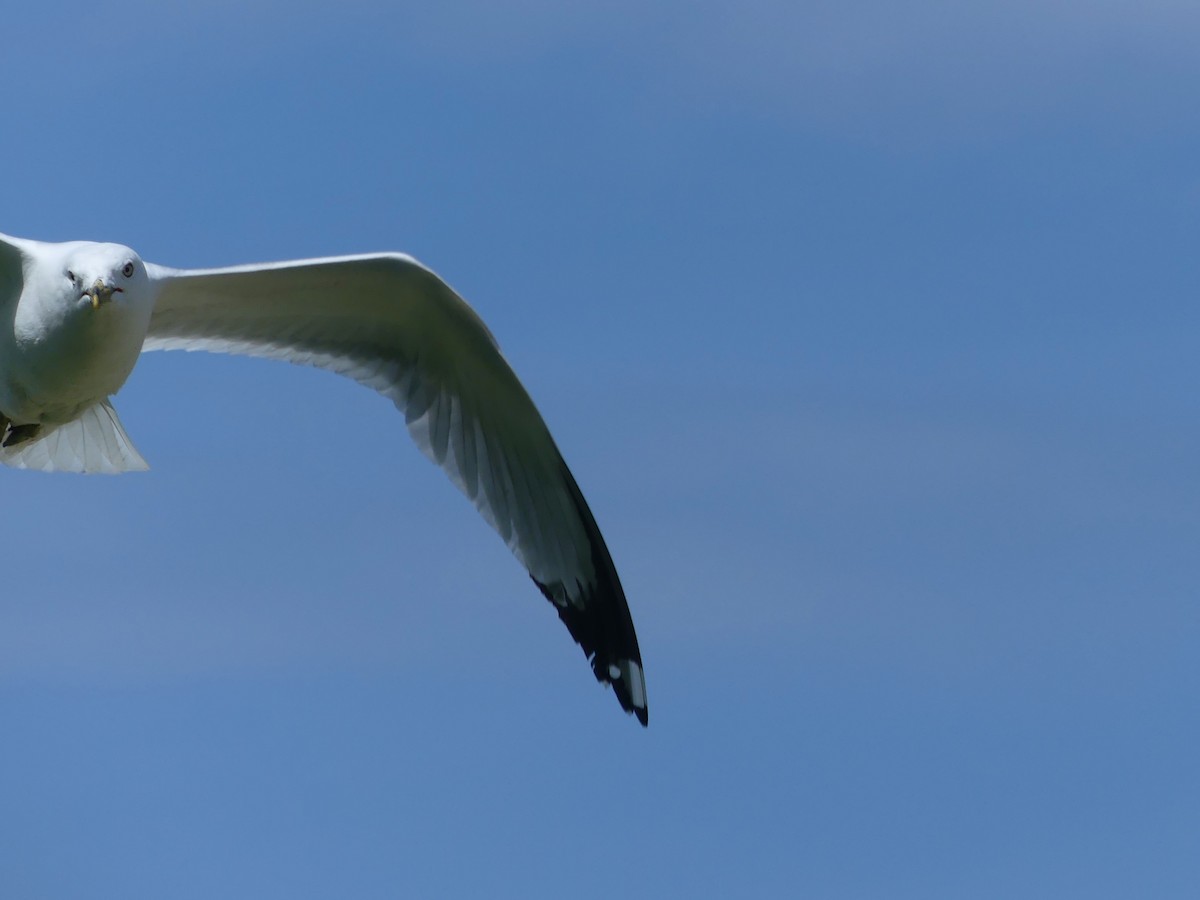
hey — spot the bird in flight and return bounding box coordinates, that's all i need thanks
[0,233,648,725]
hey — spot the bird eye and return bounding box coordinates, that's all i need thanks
[67,270,76,283]
[122,262,135,278]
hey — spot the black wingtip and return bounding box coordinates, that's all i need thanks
[632,696,649,728]
[533,574,650,727]
[528,458,649,726]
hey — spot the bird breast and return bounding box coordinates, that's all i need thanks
[2,297,148,425]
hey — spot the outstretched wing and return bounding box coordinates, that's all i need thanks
[143,254,647,724]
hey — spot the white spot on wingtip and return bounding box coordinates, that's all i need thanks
[626,661,646,709]
[605,659,648,710]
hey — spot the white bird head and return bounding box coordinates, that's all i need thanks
[61,243,149,311]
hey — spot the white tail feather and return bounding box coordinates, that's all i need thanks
[0,401,149,474]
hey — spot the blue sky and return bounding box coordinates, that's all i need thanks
[1,1,1197,897]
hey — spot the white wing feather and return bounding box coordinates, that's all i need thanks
[142,254,647,722]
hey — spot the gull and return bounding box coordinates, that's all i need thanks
[0,232,648,725]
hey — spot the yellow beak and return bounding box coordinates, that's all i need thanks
[86,278,121,309]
